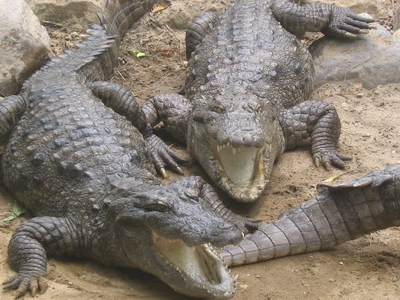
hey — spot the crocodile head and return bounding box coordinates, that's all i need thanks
[104,176,243,299]
[187,94,284,202]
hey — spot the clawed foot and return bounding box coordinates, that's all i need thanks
[313,150,352,170]
[146,134,188,178]
[324,7,375,38]
[3,274,47,298]
[234,216,261,233]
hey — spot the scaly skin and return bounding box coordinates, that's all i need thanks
[143,0,374,202]
[0,1,257,299]
[220,164,400,266]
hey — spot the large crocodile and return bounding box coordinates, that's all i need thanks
[220,164,400,267]
[0,0,257,298]
[143,0,374,202]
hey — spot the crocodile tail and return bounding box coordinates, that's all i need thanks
[42,0,155,81]
[220,164,400,267]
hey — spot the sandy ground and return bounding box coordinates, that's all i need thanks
[1,0,400,299]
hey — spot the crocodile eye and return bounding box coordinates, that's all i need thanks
[143,201,170,212]
[192,108,209,123]
[210,104,226,114]
[193,114,205,123]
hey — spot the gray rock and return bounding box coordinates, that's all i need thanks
[26,0,107,28]
[393,4,400,31]
[0,0,52,96]
[310,19,400,89]
[153,1,227,30]
[394,29,400,40]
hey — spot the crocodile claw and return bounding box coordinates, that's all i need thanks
[241,217,261,233]
[159,167,184,178]
[3,274,47,298]
[176,166,184,175]
[343,32,358,39]
[359,29,370,34]
[160,167,168,179]
[324,7,375,38]
[146,134,188,178]
[313,150,352,170]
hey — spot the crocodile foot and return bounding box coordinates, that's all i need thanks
[3,274,47,298]
[146,134,187,177]
[313,149,352,170]
[324,7,375,38]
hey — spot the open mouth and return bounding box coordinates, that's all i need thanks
[152,231,230,286]
[213,142,266,201]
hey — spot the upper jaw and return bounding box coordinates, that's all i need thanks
[212,141,267,202]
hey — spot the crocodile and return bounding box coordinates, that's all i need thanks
[0,0,257,298]
[221,164,400,266]
[143,0,374,202]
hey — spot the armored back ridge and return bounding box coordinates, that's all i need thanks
[143,0,374,202]
[0,1,257,299]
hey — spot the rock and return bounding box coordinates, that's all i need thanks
[310,17,400,89]
[393,5,400,31]
[153,1,227,30]
[394,29,400,40]
[26,0,107,28]
[0,0,52,96]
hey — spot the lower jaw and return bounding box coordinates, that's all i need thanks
[218,177,266,202]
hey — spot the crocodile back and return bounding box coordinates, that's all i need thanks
[186,0,314,111]
[2,81,156,217]
[1,0,158,217]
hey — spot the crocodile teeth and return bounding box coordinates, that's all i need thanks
[216,144,261,185]
[213,142,267,201]
[152,231,226,285]
[197,245,220,284]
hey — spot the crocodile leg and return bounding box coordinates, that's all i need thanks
[0,95,27,142]
[89,81,153,136]
[186,10,219,59]
[221,164,400,267]
[3,217,84,297]
[89,81,185,177]
[271,0,375,38]
[142,93,192,144]
[279,99,351,169]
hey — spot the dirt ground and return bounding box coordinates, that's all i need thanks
[1,0,400,299]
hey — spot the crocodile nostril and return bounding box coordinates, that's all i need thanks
[241,133,260,144]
